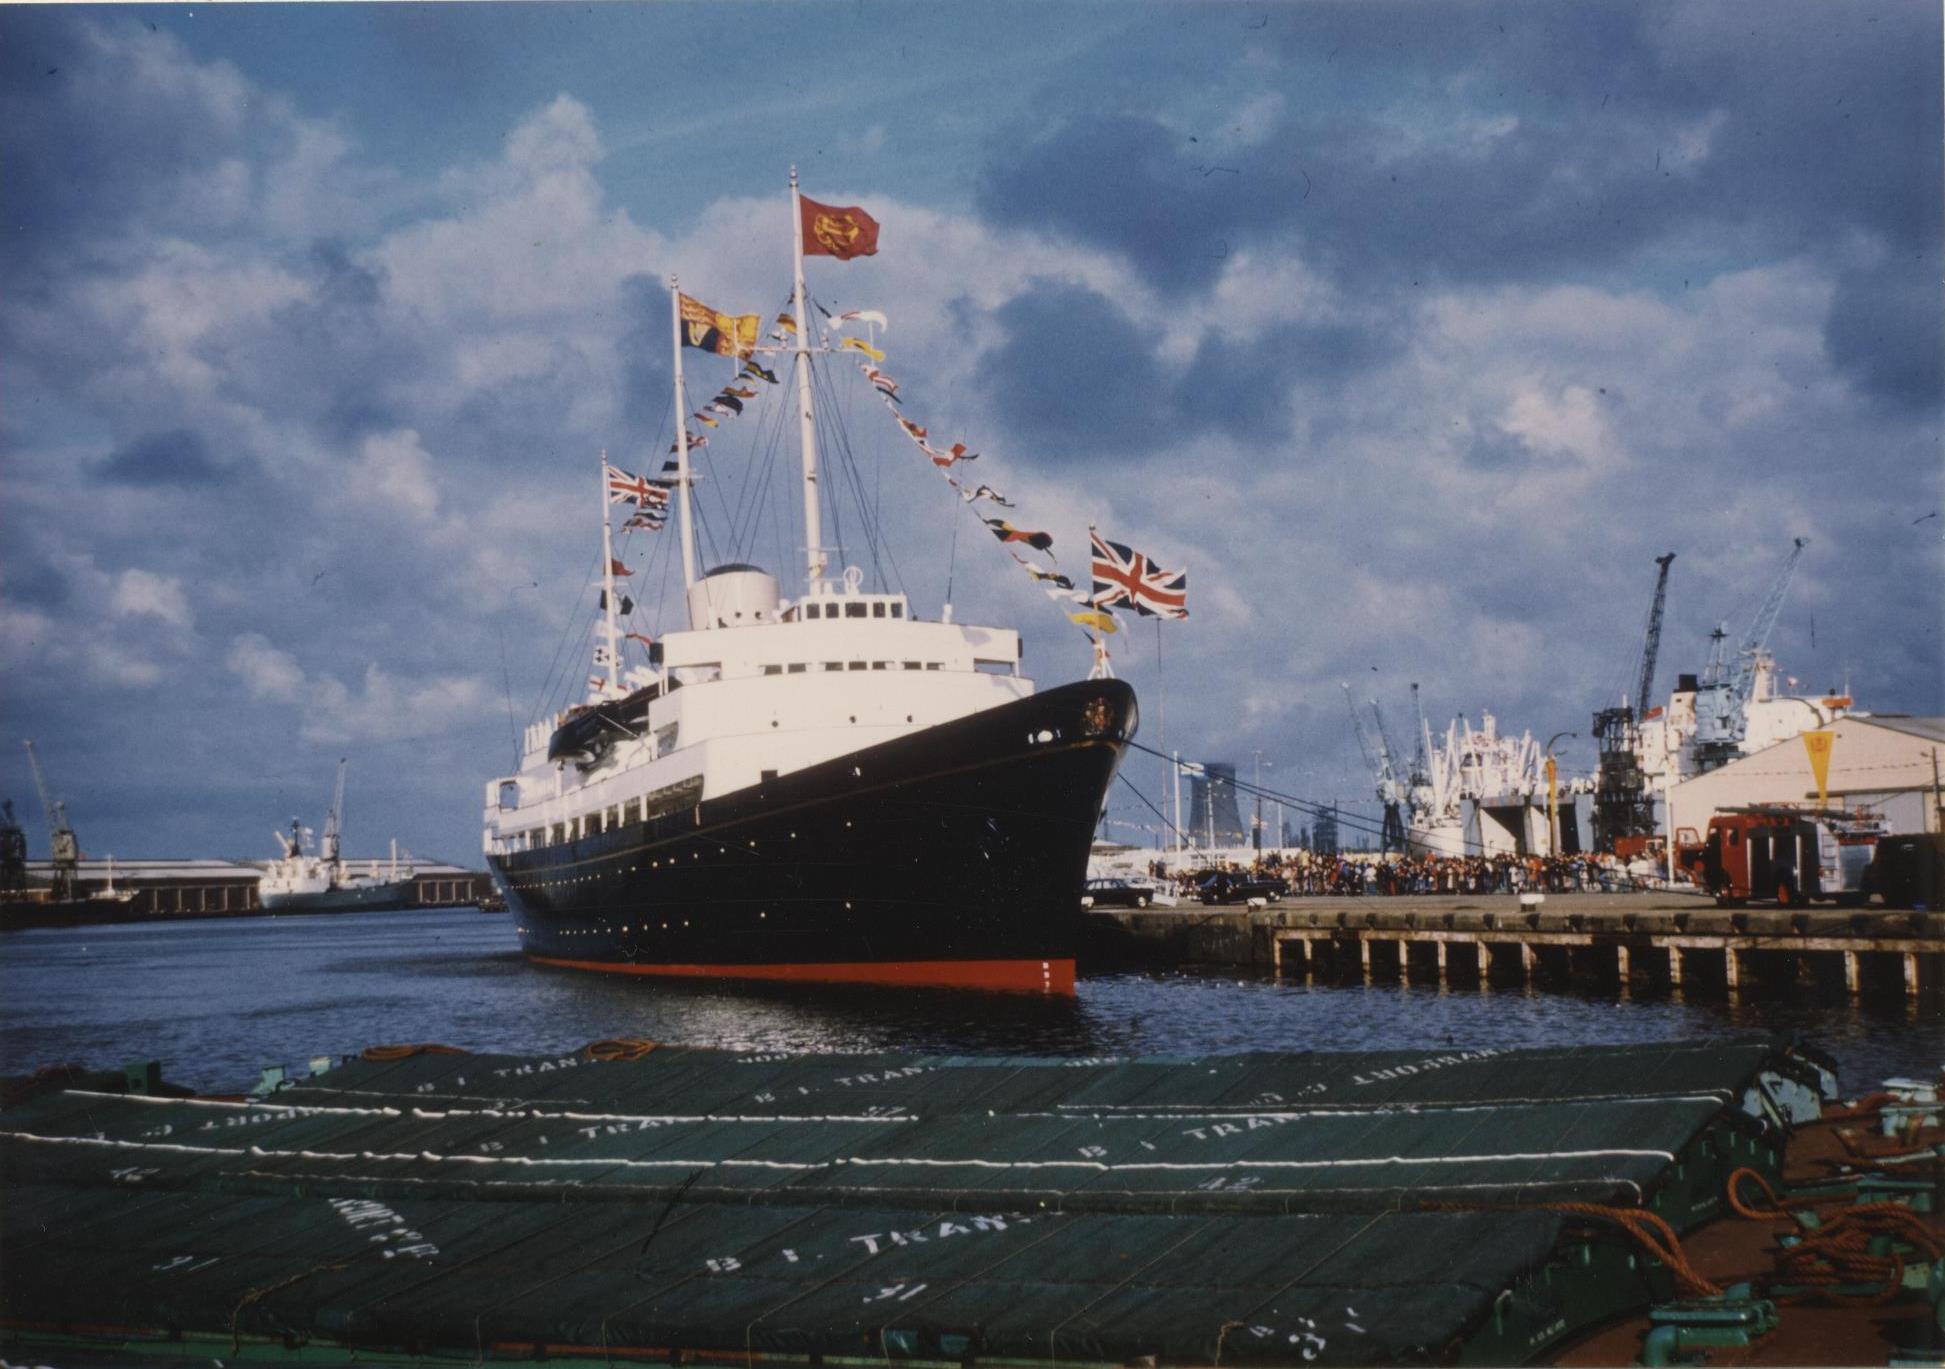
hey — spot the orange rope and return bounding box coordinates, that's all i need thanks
[1726,1166,1793,1221]
[1541,1202,1723,1300]
[1725,1166,1942,1304]
[359,1043,471,1062]
[584,1037,660,1062]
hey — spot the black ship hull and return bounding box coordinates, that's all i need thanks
[490,678,1135,993]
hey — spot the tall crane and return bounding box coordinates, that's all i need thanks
[1343,683,1406,853]
[23,739,78,901]
[1591,553,1675,852]
[1692,539,1807,771]
[320,758,348,866]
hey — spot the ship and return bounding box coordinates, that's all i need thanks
[258,760,417,913]
[480,172,1136,994]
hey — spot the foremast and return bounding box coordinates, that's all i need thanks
[789,167,828,594]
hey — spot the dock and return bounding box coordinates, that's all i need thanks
[1,1035,1901,1365]
[1088,893,1945,997]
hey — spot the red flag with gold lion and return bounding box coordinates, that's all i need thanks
[800,195,881,260]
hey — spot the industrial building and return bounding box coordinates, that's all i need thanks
[1666,714,1944,841]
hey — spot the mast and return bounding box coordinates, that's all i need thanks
[598,448,621,694]
[668,278,699,589]
[789,167,826,592]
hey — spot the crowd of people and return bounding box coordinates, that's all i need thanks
[1147,848,1659,898]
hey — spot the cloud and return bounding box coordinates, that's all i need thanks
[226,633,304,703]
[102,428,226,487]
[111,569,193,629]
[224,631,489,745]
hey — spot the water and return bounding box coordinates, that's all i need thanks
[1,907,1936,1094]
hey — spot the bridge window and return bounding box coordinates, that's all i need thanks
[872,602,886,618]
[805,604,821,619]
[845,602,867,618]
[890,603,904,618]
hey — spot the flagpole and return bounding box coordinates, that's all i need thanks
[669,277,699,590]
[598,447,620,695]
[789,167,826,593]
[1156,614,1167,853]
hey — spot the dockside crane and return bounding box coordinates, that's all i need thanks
[1692,539,1807,772]
[23,739,78,901]
[1342,683,1406,853]
[1592,553,1675,852]
[320,758,348,868]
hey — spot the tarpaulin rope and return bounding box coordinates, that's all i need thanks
[360,1044,471,1062]
[585,1037,660,1062]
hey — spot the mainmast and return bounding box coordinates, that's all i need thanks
[668,278,699,589]
[789,167,826,593]
[597,448,622,694]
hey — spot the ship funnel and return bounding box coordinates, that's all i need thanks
[686,564,781,630]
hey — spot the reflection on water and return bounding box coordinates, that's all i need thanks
[1,907,1936,1093]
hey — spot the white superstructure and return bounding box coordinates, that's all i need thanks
[484,566,1037,859]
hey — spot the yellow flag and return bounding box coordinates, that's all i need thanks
[1802,730,1835,807]
[1069,609,1118,634]
[840,336,887,363]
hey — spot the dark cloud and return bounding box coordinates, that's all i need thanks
[977,281,1403,456]
[102,429,227,487]
[977,279,1171,459]
[1824,254,1945,412]
[976,2,1942,422]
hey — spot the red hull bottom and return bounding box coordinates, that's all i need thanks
[526,953,1076,995]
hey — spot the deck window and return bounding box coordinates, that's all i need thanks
[623,799,641,824]
[890,603,904,618]
[824,662,843,671]
[763,664,782,675]
[787,663,807,673]
[872,602,886,618]
[848,661,867,671]
[845,602,867,618]
[872,661,888,670]
[805,604,821,619]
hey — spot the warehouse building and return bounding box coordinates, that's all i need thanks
[1667,714,1943,841]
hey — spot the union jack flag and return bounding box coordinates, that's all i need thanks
[606,465,669,507]
[1090,530,1188,619]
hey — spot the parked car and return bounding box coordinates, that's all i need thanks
[1083,877,1158,909]
[1197,871,1288,905]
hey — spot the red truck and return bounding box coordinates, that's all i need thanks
[1676,807,1885,907]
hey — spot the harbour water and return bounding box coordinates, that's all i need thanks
[0,906,1935,1095]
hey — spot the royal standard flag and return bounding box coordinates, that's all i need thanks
[800,195,881,260]
[679,293,761,358]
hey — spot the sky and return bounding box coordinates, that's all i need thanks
[1,0,1940,863]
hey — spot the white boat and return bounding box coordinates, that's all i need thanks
[259,761,416,913]
[479,171,1138,994]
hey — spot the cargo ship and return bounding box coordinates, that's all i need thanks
[479,173,1135,993]
[258,761,416,913]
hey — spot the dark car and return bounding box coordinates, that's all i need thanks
[1083,877,1157,909]
[1197,871,1288,905]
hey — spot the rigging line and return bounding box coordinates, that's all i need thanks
[1114,771,1194,849]
[817,364,892,593]
[497,622,519,770]
[815,350,908,595]
[1120,738,1479,848]
[943,486,961,609]
[527,546,603,726]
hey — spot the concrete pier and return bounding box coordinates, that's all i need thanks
[1086,893,1943,997]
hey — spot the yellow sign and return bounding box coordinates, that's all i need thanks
[1802,730,1835,807]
